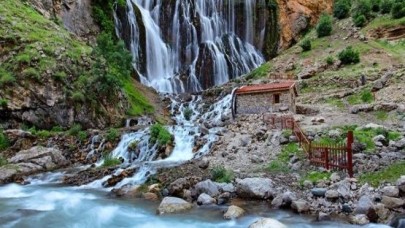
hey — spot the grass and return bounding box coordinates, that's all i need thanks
[210,165,234,183]
[0,98,8,107]
[374,110,389,121]
[150,124,173,146]
[363,15,405,31]
[0,130,10,150]
[325,97,345,109]
[122,78,154,116]
[245,62,272,80]
[102,153,121,167]
[0,155,7,167]
[347,89,374,105]
[266,160,290,173]
[266,143,302,174]
[106,128,119,141]
[0,68,16,87]
[282,129,293,138]
[67,124,82,136]
[301,171,331,185]
[359,161,405,187]
[387,131,402,141]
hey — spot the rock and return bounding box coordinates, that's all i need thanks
[381,186,399,197]
[373,80,384,91]
[215,182,235,193]
[197,193,216,205]
[373,135,387,146]
[355,195,374,215]
[279,136,289,145]
[328,129,342,138]
[374,203,390,221]
[250,155,264,163]
[248,218,287,228]
[330,173,341,182]
[223,205,245,220]
[342,203,352,213]
[103,168,136,187]
[317,212,331,221]
[168,177,201,197]
[195,179,220,197]
[389,213,405,228]
[325,190,339,200]
[235,178,275,199]
[198,157,209,169]
[311,188,327,197]
[157,197,193,215]
[381,196,405,209]
[148,184,161,194]
[9,146,67,166]
[352,142,366,153]
[397,176,405,193]
[336,179,351,199]
[0,166,18,184]
[394,139,405,149]
[303,180,313,188]
[291,200,310,213]
[350,214,370,225]
[217,192,231,205]
[271,194,283,208]
[143,192,159,201]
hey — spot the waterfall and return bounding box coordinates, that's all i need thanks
[116,0,269,93]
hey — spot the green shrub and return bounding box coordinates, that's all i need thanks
[51,126,64,132]
[0,99,8,108]
[0,69,16,87]
[316,13,333,37]
[352,0,372,19]
[326,56,335,65]
[374,110,388,120]
[267,160,290,173]
[380,0,393,13]
[0,129,10,150]
[68,124,82,136]
[211,165,234,183]
[388,131,402,141]
[370,0,381,12]
[22,68,40,80]
[78,131,88,142]
[102,153,121,167]
[106,128,119,141]
[334,0,351,19]
[300,39,312,52]
[53,71,66,81]
[338,46,360,64]
[183,107,193,121]
[150,124,172,146]
[391,2,405,19]
[360,90,373,103]
[36,130,52,138]
[72,91,85,103]
[16,54,31,64]
[354,14,367,27]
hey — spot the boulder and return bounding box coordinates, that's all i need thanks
[248,218,287,228]
[317,212,331,221]
[291,200,310,213]
[374,203,390,221]
[217,192,231,205]
[394,139,405,149]
[236,178,275,199]
[157,197,193,215]
[325,190,339,200]
[215,182,235,193]
[381,196,405,209]
[223,205,245,219]
[381,186,399,197]
[167,177,201,197]
[355,195,374,215]
[143,192,159,201]
[389,213,405,228]
[195,179,220,197]
[397,176,405,193]
[9,146,67,166]
[197,193,216,205]
[198,157,209,169]
[350,214,369,225]
[311,188,327,197]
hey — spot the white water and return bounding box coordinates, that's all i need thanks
[118,0,265,93]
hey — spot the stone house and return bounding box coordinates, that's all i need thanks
[232,81,298,116]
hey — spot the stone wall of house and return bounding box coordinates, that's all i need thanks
[236,91,292,114]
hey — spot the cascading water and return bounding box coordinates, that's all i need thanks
[115,0,270,93]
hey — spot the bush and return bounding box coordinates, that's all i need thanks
[78,131,88,142]
[380,0,393,14]
[102,153,121,167]
[0,99,8,108]
[338,46,360,64]
[370,0,381,12]
[211,165,234,183]
[68,124,82,136]
[0,129,9,150]
[334,0,351,19]
[106,128,119,141]
[326,56,335,65]
[150,124,172,146]
[0,69,16,88]
[354,14,367,27]
[299,39,312,52]
[391,2,405,19]
[72,91,85,103]
[361,90,374,103]
[183,107,193,121]
[316,13,333,37]
[352,0,372,19]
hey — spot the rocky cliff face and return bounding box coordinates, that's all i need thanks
[276,0,333,48]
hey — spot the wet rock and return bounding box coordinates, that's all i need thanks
[63,168,114,186]
[389,213,405,228]
[195,179,220,197]
[381,196,405,209]
[381,186,399,197]
[217,192,231,205]
[350,214,369,225]
[167,177,201,197]
[103,168,136,187]
[291,200,310,213]
[248,218,287,228]
[271,194,283,208]
[197,193,216,205]
[143,192,159,201]
[311,188,327,197]
[157,197,193,215]
[342,203,352,213]
[317,212,331,221]
[223,205,245,220]
[236,178,275,199]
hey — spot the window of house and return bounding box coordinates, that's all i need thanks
[274,94,280,104]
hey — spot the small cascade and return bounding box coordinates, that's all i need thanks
[115,0,271,93]
[86,135,105,160]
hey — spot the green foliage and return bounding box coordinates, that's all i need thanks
[370,0,381,12]
[374,110,388,120]
[326,56,335,65]
[354,127,385,151]
[53,71,66,81]
[36,130,52,138]
[106,128,119,141]
[326,97,345,109]
[16,54,31,64]
[245,62,272,80]
[360,161,405,187]
[316,13,333,37]
[266,160,290,173]
[183,107,193,121]
[338,46,360,64]
[354,14,367,27]
[334,0,351,19]
[68,124,82,136]
[391,2,405,19]
[352,0,372,19]
[0,129,10,150]
[22,68,40,80]
[210,165,234,183]
[0,99,8,108]
[282,129,293,138]
[301,171,331,185]
[300,39,312,52]
[380,0,393,14]
[78,131,88,142]
[0,69,16,87]
[72,91,85,103]
[102,153,121,167]
[388,131,402,141]
[0,155,7,167]
[150,124,172,146]
[347,90,373,104]
[361,90,373,103]
[279,143,301,163]
[122,78,154,116]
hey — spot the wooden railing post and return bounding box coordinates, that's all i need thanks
[325,148,329,170]
[347,131,354,177]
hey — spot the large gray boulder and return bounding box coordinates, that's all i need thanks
[223,205,245,219]
[248,218,287,228]
[197,193,216,205]
[355,195,374,215]
[157,197,193,215]
[382,196,405,209]
[236,178,275,199]
[381,186,399,197]
[194,179,220,197]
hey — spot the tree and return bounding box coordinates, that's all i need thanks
[299,39,312,52]
[338,46,360,65]
[316,13,333,38]
[334,0,351,19]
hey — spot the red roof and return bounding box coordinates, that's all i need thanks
[236,81,297,95]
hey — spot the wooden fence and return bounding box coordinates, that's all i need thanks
[264,114,354,177]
